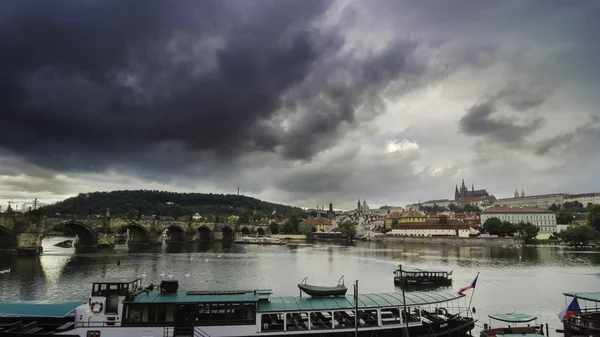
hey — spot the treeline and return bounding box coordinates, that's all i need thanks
[38,190,303,219]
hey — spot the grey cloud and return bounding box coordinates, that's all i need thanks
[0,0,429,178]
[459,100,545,144]
[535,120,600,155]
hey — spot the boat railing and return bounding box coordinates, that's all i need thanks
[194,326,211,337]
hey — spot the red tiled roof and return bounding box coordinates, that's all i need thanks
[482,207,553,214]
[566,193,600,198]
[391,220,471,230]
[386,210,426,219]
[300,218,332,225]
[496,193,566,202]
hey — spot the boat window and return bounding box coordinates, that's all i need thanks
[381,308,401,325]
[310,312,332,330]
[105,296,119,315]
[145,304,157,322]
[261,313,284,332]
[403,308,420,324]
[358,309,378,327]
[125,304,143,323]
[333,310,355,328]
[286,312,309,331]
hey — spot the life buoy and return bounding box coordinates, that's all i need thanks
[90,301,103,313]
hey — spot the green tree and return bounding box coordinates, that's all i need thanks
[514,221,539,239]
[559,225,600,246]
[226,215,239,224]
[126,208,139,219]
[269,223,280,234]
[483,218,515,236]
[238,212,250,224]
[285,215,301,233]
[549,203,558,212]
[556,212,575,224]
[586,204,600,232]
[339,220,357,238]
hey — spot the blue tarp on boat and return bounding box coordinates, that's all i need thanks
[0,301,84,317]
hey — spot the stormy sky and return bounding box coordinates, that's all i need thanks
[1,0,600,211]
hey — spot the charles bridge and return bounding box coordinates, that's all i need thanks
[0,213,271,253]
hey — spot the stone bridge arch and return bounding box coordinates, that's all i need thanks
[61,221,98,247]
[257,227,265,236]
[197,225,213,241]
[0,226,16,250]
[116,223,152,245]
[221,225,234,241]
[165,225,186,243]
[240,226,250,236]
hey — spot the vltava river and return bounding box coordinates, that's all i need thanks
[1,237,599,335]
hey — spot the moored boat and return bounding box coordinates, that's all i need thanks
[560,292,600,337]
[235,236,287,245]
[0,277,476,337]
[480,312,544,337]
[394,265,453,288]
[297,276,347,297]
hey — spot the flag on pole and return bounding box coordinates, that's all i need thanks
[558,296,581,321]
[458,275,478,294]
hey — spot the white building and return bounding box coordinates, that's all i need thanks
[481,207,557,234]
[564,193,600,205]
[494,193,566,209]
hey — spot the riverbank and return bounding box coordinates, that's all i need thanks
[372,235,524,246]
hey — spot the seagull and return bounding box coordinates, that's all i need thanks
[168,273,174,279]
[205,259,209,262]
[185,273,190,277]
[160,272,165,277]
[142,273,146,278]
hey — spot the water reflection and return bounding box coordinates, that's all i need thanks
[0,237,599,335]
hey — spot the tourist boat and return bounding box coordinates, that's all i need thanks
[560,292,600,337]
[0,277,476,337]
[480,312,544,337]
[297,276,347,297]
[235,236,287,245]
[394,265,453,288]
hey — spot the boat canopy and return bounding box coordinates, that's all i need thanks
[0,301,83,318]
[564,292,600,303]
[258,291,464,312]
[488,313,537,323]
[132,289,261,304]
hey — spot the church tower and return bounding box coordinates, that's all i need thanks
[521,189,525,197]
[455,185,460,201]
[514,189,519,198]
[357,198,361,211]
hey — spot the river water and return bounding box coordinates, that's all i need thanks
[1,237,599,336]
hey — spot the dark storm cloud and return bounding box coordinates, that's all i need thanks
[0,0,422,175]
[459,100,544,145]
[535,118,600,155]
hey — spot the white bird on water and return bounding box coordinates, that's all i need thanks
[168,273,174,279]
[160,272,165,277]
[185,273,190,277]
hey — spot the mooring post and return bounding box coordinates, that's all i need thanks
[354,280,358,337]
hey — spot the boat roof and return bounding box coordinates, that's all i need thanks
[258,291,464,312]
[0,301,84,318]
[564,292,600,303]
[488,313,537,323]
[397,265,450,273]
[93,277,142,284]
[132,290,260,303]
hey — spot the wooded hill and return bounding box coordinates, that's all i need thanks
[39,190,303,219]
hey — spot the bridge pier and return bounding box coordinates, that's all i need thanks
[15,232,44,255]
[96,231,115,248]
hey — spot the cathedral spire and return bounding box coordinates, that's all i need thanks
[514,188,519,198]
[521,189,525,197]
[472,183,474,192]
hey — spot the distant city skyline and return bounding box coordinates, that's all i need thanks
[1,1,600,211]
